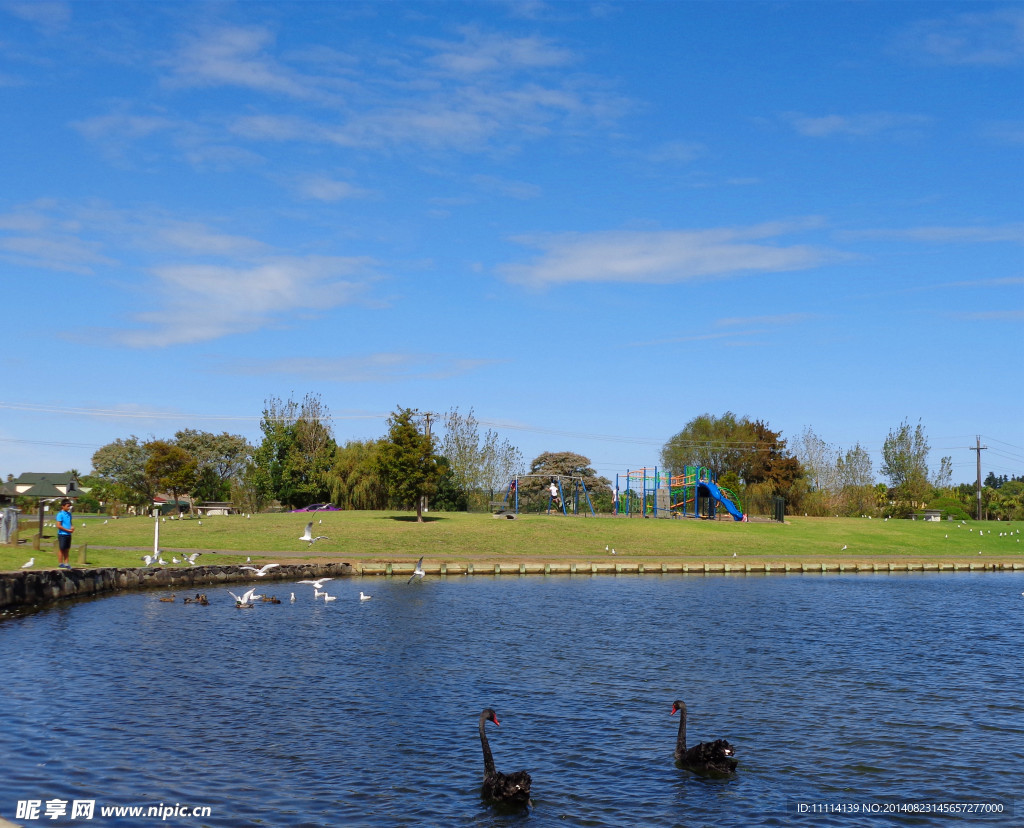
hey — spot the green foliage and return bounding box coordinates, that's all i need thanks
[662,413,803,508]
[331,440,388,510]
[431,464,469,512]
[91,435,155,510]
[661,412,749,478]
[174,429,252,501]
[378,407,447,521]
[925,495,970,521]
[144,440,198,512]
[881,418,931,504]
[517,451,610,513]
[252,393,337,509]
[440,407,524,495]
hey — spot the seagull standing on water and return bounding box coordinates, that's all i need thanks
[300,522,329,545]
[408,556,425,584]
[360,591,372,601]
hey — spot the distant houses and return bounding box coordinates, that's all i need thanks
[0,472,80,504]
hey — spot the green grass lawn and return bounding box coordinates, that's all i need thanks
[3,510,1021,572]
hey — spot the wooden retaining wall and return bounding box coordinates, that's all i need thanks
[2,560,1021,612]
[361,560,1024,577]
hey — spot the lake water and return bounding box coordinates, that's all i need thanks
[1,572,1022,827]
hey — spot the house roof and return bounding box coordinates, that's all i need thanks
[4,472,80,499]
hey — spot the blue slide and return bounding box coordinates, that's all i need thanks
[702,481,745,521]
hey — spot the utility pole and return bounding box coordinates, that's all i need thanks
[970,436,987,521]
[419,411,439,515]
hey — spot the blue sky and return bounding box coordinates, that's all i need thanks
[1,1,1022,488]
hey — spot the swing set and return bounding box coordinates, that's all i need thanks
[499,474,596,516]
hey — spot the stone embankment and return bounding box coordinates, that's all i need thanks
[0,562,356,612]
[3,559,1022,612]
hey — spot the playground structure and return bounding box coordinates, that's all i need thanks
[615,466,745,521]
[499,474,596,516]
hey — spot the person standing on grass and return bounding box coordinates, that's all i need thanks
[55,498,73,569]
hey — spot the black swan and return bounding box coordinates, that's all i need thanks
[478,708,532,806]
[670,700,737,776]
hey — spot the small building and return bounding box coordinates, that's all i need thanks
[912,509,943,522]
[1,472,80,502]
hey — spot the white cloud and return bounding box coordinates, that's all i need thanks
[164,25,317,99]
[295,176,371,202]
[715,313,818,328]
[117,255,376,348]
[4,1,71,31]
[899,8,1024,66]
[422,26,575,76]
[498,220,845,288]
[228,352,496,382]
[841,223,1024,243]
[785,111,931,139]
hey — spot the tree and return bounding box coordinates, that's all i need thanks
[880,419,931,504]
[144,440,198,515]
[931,456,953,491]
[251,393,337,509]
[377,407,447,521]
[331,440,388,510]
[91,435,154,510]
[795,427,840,494]
[174,429,252,502]
[837,443,874,515]
[661,412,751,478]
[741,420,802,492]
[440,408,525,508]
[518,451,611,512]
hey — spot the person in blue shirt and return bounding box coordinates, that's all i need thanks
[55,498,74,569]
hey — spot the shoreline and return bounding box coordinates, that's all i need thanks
[2,557,1022,614]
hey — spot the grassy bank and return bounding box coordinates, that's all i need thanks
[2,511,1021,572]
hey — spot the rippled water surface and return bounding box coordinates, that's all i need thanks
[2,572,1022,827]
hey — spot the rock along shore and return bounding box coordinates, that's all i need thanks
[2,558,1022,613]
[0,562,356,612]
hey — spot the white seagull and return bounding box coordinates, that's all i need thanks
[185,552,202,565]
[360,591,372,601]
[300,522,329,545]
[323,593,337,602]
[228,587,258,608]
[141,554,156,566]
[290,592,296,603]
[21,557,34,569]
[408,556,425,584]
[297,577,333,590]
[240,563,280,577]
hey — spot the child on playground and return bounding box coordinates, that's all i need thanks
[548,480,561,513]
